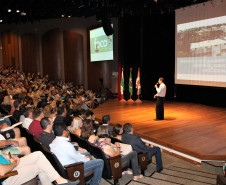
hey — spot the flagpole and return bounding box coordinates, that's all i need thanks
[119,67,126,103]
[135,67,142,103]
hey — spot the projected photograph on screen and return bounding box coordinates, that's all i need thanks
[175,1,226,87]
[90,25,113,62]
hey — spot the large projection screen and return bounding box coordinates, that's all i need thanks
[175,1,226,87]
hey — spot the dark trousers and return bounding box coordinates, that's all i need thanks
[156,97,165,120]
[147,147,163,171]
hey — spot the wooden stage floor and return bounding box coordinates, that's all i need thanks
[93,99,226,161]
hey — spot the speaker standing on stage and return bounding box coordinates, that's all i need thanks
[154,77,166,120]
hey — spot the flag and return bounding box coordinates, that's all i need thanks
[120,69,125,95]
[129,69,133,95]
[136,69,141,95]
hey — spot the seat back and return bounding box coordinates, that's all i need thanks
[41,145,67,178]
[70,133,79,143]
[24,129,36,152]
[110,137,121,144]
[77,137,91,153]
[88,143,122,180]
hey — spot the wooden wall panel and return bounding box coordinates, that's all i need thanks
[42,28,62,80]
[63,31,84,85]
[1,30,19,68]
[87,61,112,92]
[21,33,39,74]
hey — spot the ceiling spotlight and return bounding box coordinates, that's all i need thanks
[0,20,3,23]
[21,12,26,16]
[16,10,20,13]
[68,15,71,18]
[61,14,65,18]
[8,9,11,12]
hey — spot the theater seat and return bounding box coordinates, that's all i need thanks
[0,171,38,185]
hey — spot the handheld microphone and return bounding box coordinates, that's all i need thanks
[154,82,158,88]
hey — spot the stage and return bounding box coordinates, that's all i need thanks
[93,99,226,161]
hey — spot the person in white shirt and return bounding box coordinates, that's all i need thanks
[22,107,33,129]
[154,77,166,120]
[50,122,104,185]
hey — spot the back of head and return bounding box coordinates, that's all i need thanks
[85,110,94,118]
[32,108,43,119]
[79,109,86,116]
[40,117,51,130]
[63,116,73,127]
[81,119,93,134]
[53,122,67,136]
[19,104,26,114]
[57,105,65,116]
[112,124,123,137]
[3,96,11,105]
[97,125,109,138]
[123,123,133,134]
[14,100,21,109]
[102,115,110,124]
[24,107,33,118]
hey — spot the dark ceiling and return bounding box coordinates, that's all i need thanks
[0,0,211,24]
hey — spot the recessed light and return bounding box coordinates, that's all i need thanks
[16,10,20,13]
[68,15,71,18]
[8,9,11,12]
[0,20,3,23]
[61,14,65,18]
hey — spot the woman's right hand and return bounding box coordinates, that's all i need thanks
[115,142,120,148]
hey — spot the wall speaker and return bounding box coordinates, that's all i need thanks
[102,17,114,36]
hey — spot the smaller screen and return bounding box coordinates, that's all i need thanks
[90,25,113,62]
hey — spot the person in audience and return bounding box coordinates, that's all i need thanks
[39,117,55,149]
[54,105,67,123]
[112,124,123,140]
[19,104,26,122]
[12,100,22,121]
[80,119,98,143]
[43,105,57,120]
[102,115,113,136]
[0,151,79,185]
[29,108,44,139]
[78,109,86,121]
[2,95,11,113]
[0,134,31,156]
[69,117,82,136]
[22,107,33,129]
[50,122,104,185]
[122,123,163,172]
[96,125,143,181]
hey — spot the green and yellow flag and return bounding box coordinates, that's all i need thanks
[129,68,133,95]
[120,69,124,95]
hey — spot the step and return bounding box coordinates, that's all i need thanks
[152,171,215,185]
[136,176,180,185]
[168,165,216,178]
[201,161,224,175]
